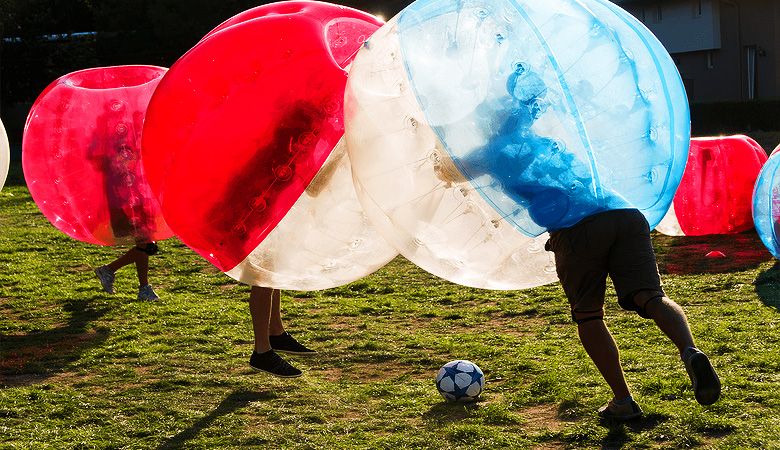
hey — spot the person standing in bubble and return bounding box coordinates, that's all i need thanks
[214,103,328,378]
[454,62,721,420]
[89,102,163,301]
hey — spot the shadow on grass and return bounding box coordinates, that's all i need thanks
[598,413,665,448]
[422,400,481,424]
[653,231,771,275]
[156,390,276,450]
[0,298,109,387]
[753,260,780,311]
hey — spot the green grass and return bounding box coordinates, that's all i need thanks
[1,161,779,449]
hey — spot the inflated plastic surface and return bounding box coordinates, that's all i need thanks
[23,66,172,246]
[142,1,396,290]
[0,119,8,191]
[344,0,688,289]
[753,145,780,259]
[656,135,767,236]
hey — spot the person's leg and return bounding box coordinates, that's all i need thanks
[134,250,159,300]
[610,209,686,352]
[106,247,143,272]
[249,286,273,353]
[248,286,302,377]
[610,210,719,405]
[549,215,634,403]
[267,289,316,355]
[578,318,642,419]
[96,247,143,294]
[577,319,631,400]
[269,288,285,336]
[632,291,720,405]
[134,251,150,288]
[633,291,694,357]
[550,212,642,419]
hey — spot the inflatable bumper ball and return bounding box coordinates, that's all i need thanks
[753,145,780,258]
[23,66,173,245]
[0,119,9,191]
[657,135,767,236]
[142,1,398,291]
[345,0,690,289]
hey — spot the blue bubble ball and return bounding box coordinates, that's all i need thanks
[345,0,690,288]
[753,149,780,258]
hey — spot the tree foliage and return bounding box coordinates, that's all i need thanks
[0,0,411,108]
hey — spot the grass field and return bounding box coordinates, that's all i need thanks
[1,162,779,449]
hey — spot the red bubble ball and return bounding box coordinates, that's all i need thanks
[142,1,383,273]
[657,135,767,236]
[23,65,173,246]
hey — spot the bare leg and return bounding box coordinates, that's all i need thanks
[269,289,285,336]
[106,247,143,272]
[134,252,149,287]
[249,286,273,353]
[105,247,150,288]
[635,292,695,358]
[577,319,631,400]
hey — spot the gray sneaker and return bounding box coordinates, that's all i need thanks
[94,266,115,294]
[138,284,159,301]
[598,398,643,421]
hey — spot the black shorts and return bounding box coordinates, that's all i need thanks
[135,242,159,256]
[545,209,664,322]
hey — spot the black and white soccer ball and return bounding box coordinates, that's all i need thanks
[435,360,484,402]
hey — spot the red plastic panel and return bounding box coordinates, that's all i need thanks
[674,135,767,235]
[23,65,172,246]
[142,1,381,272]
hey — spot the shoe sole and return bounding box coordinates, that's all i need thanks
[599,412,643,421]
[273,349,317,355]
[250,366,302,378]
[598,408,643,421]
[688,353,721,405]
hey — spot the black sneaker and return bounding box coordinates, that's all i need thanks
[270,332,316,355]
[249,350,302,378]
[683,347,721,405]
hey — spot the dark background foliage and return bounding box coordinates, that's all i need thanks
[1,0,778,142]
[0,0,412,138]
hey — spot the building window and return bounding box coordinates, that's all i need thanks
[706,51,714,69]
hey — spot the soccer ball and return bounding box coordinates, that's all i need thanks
[435,360,485,402]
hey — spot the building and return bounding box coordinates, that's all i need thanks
[613,0,780,103]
